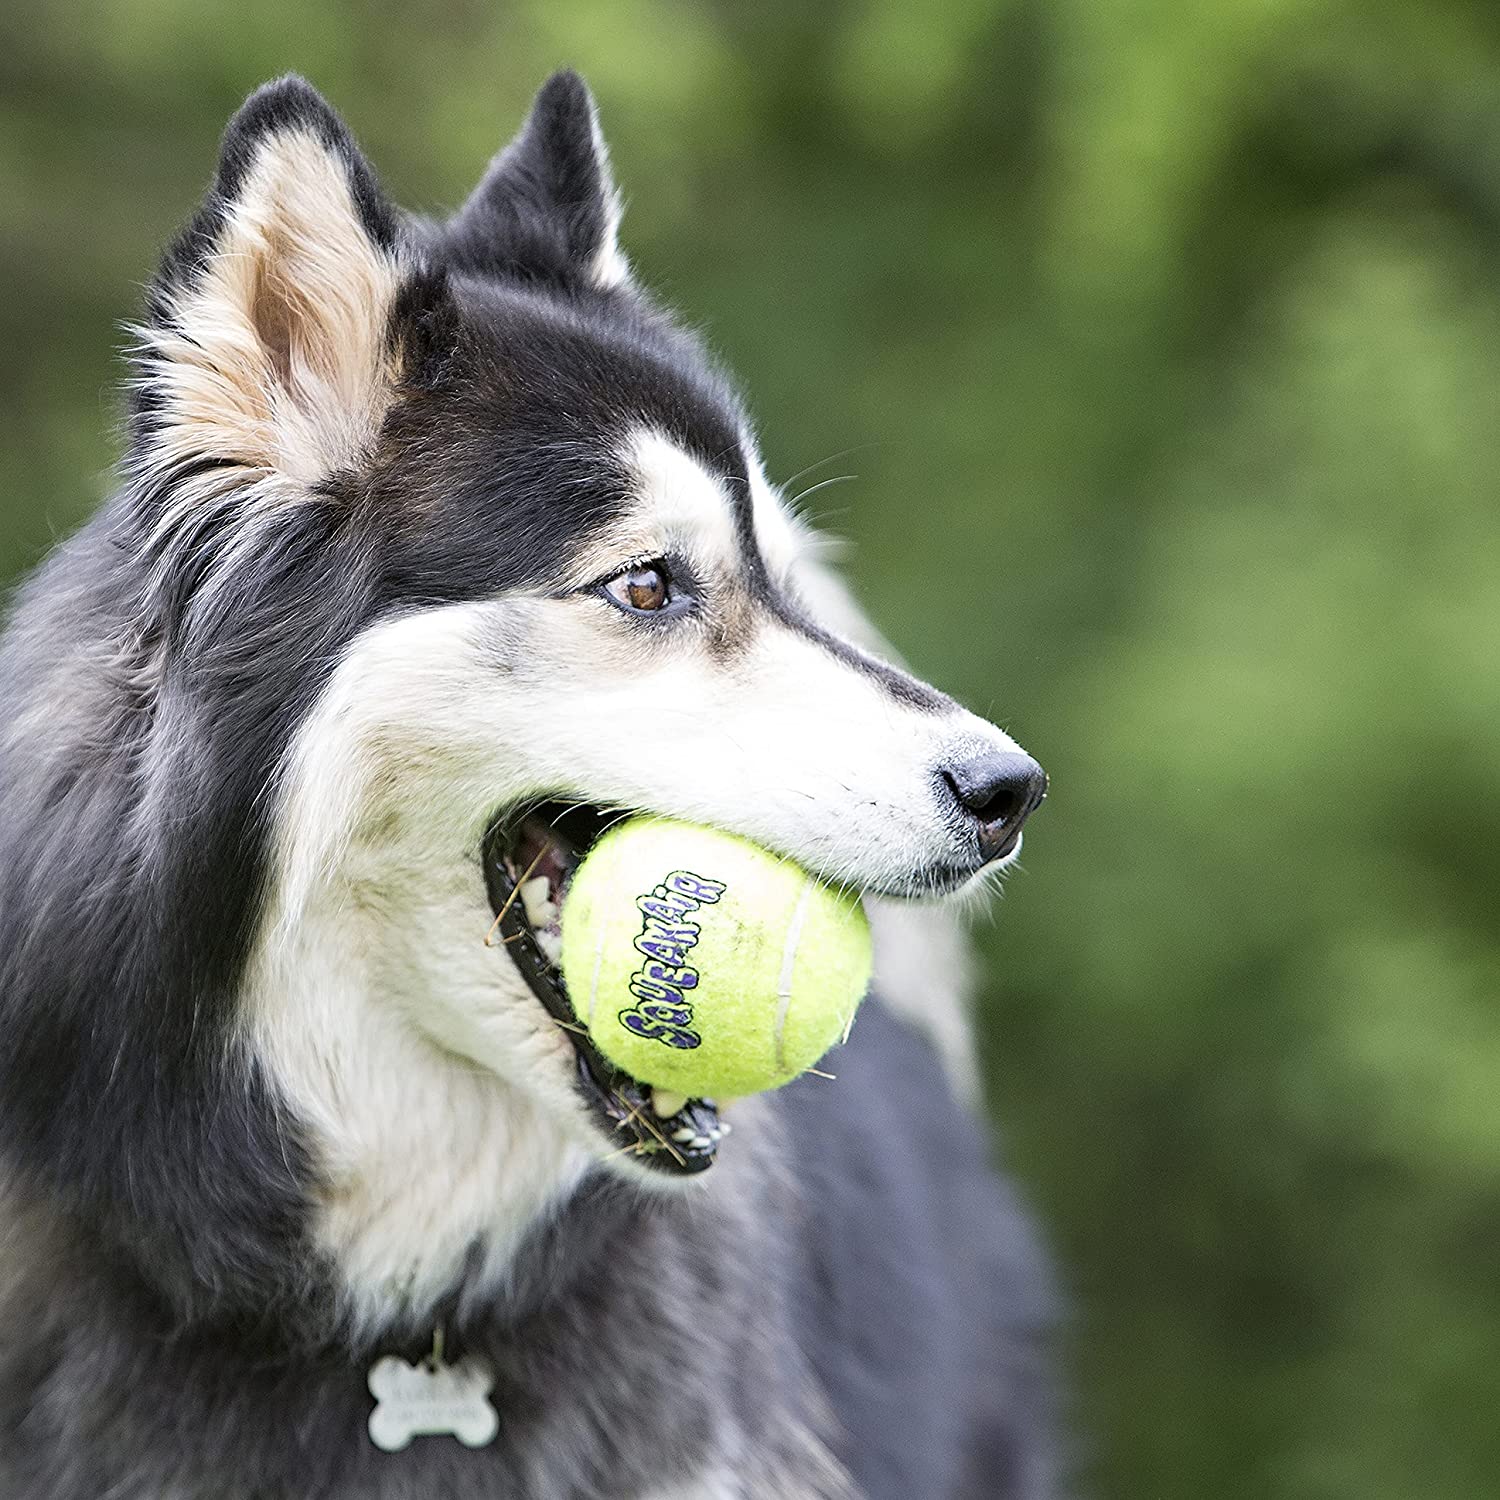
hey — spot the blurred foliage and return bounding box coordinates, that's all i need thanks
[3,2,1500,1496]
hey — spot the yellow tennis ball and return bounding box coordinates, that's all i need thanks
[559,817,872,1098]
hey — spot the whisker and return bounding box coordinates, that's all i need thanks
[599,1139,653,1163]
[787,473,857,512]
[778,442,879,492]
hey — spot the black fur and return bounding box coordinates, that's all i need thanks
[0,73,1059,1498]
[442,69,623,289]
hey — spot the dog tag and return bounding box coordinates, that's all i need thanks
[367,1332,499,1453]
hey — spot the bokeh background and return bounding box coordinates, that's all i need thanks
[4,2,1498,1495]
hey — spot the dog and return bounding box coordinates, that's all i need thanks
[0,72,1058,1499]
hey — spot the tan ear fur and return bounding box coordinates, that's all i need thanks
[136,129,403,493]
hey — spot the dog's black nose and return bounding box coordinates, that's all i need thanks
[941,749,1048,863]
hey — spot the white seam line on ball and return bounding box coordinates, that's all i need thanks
[773,877,816,1073]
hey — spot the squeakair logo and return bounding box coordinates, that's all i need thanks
[615,870,727,1050]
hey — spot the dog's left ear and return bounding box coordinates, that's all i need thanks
[442,70,630,292]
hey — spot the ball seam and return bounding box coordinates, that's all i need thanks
[772,876,817,1075]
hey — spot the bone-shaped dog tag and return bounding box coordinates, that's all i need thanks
[367,1351,499,1452]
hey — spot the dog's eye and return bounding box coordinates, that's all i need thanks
[603,562,672,614]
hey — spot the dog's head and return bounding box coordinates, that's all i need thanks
[118,73,1044,1318]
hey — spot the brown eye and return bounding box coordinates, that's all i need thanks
[605,562,671,613]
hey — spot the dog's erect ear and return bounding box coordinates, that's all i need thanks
[442,70,629,292]
[132,76,411,491]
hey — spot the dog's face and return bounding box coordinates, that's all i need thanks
[126,74,1044,1314]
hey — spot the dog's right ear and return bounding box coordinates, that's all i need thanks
[441,70,630,293]
[131,77,429,496]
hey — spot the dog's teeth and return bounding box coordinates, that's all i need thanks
[670,1127,698,1144]
[534,929,562,965]
[716,1119,733,1137]
[519,876,558,930]
[651,1088,687,1118]
[690,1134,712,1150]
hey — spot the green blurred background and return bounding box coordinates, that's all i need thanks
[4,2,1499,1495]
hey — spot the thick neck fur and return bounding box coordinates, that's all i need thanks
[242,848,597,1336]
[235,601,615,1333]
[0,1128,857,1500]
[0,524,563,1347]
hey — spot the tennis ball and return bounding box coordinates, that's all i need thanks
[559,817,872,1098]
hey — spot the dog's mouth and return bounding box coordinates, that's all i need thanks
[481,801,727,1177]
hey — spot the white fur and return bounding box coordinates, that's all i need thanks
[865,894,981,1106]
[243,610,597,1331]
[620,427,742,568]
[583,94,632,290]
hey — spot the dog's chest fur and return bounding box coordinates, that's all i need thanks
[1,1001,1058,1500]
[0,1138,851,1500]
